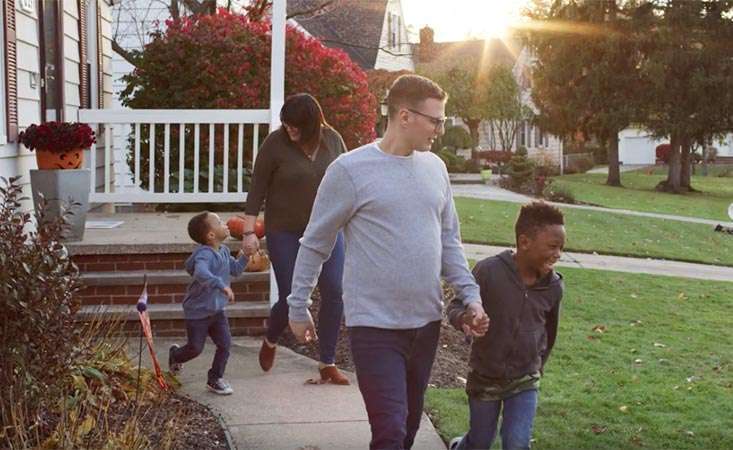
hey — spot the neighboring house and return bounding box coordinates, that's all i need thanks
[618,128,733,165]
[1,0,115,210]
[287,0,414,71]
[415,27,563,166]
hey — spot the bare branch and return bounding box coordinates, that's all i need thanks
[320,39,413,58]
[286,0,336,19]
[112,39,139,67]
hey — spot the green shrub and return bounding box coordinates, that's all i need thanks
[441,126,473,151]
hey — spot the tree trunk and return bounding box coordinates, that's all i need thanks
[680,137,692,190]
[659,133,682,193]
[606,133,621,186]
[465,118,481,149]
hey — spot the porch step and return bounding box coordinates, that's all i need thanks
[77,301,270,321]
[76,302,270,337]
[80,269,268,287]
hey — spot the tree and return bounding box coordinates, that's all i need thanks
[484,64,533,152]
[638,0,733,192]
[525,0,648,186]
[418,65,486,148]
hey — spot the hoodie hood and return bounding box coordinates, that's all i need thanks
[497,249,563,291]
[185,245,220,276]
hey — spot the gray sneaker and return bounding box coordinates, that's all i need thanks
[207,378,234,395]
[168,344,183,375]
[449,436,463,450]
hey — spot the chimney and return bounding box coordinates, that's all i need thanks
[418,26,435,62]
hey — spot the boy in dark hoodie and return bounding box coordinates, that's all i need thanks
[448,202,565,450]
[168,211,248,395]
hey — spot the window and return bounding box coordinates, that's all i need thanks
[517,121,526,148]
[387,13,392,47]
[391,14,397,48]
[0,3,7,144]
[397,15,401,49]
[39,0,64,121]
[534,126,541,149]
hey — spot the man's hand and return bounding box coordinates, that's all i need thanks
[222,287,235,303]
[241,233,260,256]
[461,302,490,337]
[289,311,318,343]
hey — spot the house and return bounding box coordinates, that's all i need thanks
[1,0,115,210]
[415,27,564,167]
[287,0,414,72]
[618,128,733,165]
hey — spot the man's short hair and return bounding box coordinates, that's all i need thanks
[188,211,212,244]
[386,74,447,118]
[515,202,565,240]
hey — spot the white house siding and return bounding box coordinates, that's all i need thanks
[617,128,663,165]
[0,0,114,212]
[1,2,41,210]
[373,0,414,71]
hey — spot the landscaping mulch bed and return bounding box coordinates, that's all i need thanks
[279,289,472,389]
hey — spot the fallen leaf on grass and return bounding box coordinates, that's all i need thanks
[592,325,607,333]
[619,405,629,413]
[634,359,643,364]
[591,425,608,434]
[653,342,666,348]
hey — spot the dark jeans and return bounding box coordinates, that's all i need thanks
[349,321,441,450]
[171,310,231,383]
[266,230,345,364]
[455,389,539,450]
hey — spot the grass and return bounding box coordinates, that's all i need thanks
[548,166,733,221]
[455,197,733,266]
[425,267,733,450]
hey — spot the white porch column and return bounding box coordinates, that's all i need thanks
[269,0,286,307]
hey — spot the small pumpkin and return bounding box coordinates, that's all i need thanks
[227,216,246,240]
[36,148,84,170]
[245,250,270,272]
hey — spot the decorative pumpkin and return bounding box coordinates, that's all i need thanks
[245,250,270,272]
[35,148,84,170]
[254,217,265,238]
[226,216,265,240]
[227,216,246,240]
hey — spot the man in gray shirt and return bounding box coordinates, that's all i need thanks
[287,75,489,450]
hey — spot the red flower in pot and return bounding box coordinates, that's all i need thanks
[18,122,96,170]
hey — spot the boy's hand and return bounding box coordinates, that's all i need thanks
[242,234,260,256]
[222,287,235,303]
[461,302,490,337]
[289,311,318,344]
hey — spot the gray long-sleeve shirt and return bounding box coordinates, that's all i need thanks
[286,142,481,329]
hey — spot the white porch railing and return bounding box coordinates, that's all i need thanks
[79,109,270,204]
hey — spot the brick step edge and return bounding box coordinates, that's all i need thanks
[80,269,269,287]
[76,301,271,322]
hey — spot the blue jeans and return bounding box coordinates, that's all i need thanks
[171,310,231,383]
[266,230,345,364]
[349,321,441,450]
[454,389,538,450]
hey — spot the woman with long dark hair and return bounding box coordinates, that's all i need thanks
[240,93,349,384]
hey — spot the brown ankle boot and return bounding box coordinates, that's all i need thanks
[259,339,276,372]
[319,365,350,385]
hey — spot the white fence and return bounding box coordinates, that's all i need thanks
[79,109,270,204]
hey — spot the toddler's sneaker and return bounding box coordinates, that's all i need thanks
[168,344,183,375]
[207,378,234,395]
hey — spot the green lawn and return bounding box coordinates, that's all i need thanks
[426,268,733,450]
[548,168,733,221]
[456,197,733,266]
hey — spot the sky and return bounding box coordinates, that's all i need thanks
[400,0,530,42]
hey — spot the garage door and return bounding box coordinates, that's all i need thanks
[619,136,656,165]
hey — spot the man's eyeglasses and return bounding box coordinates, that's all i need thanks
[406,108,446,131]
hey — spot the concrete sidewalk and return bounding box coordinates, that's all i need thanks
[451,184,733,227]
[144,337,446,450]
[464,243,733,282]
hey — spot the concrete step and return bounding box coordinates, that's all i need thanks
[77,301,270,321]
[76,302,271,337]
[80,269,269,286]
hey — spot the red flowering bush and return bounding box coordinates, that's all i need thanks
[656,143,671,163]
[18,122,96,153]
[121,10,376,149]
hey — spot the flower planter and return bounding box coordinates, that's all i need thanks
[35,147,85,170]
[30,169,91,241]
[480,169,493,184]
